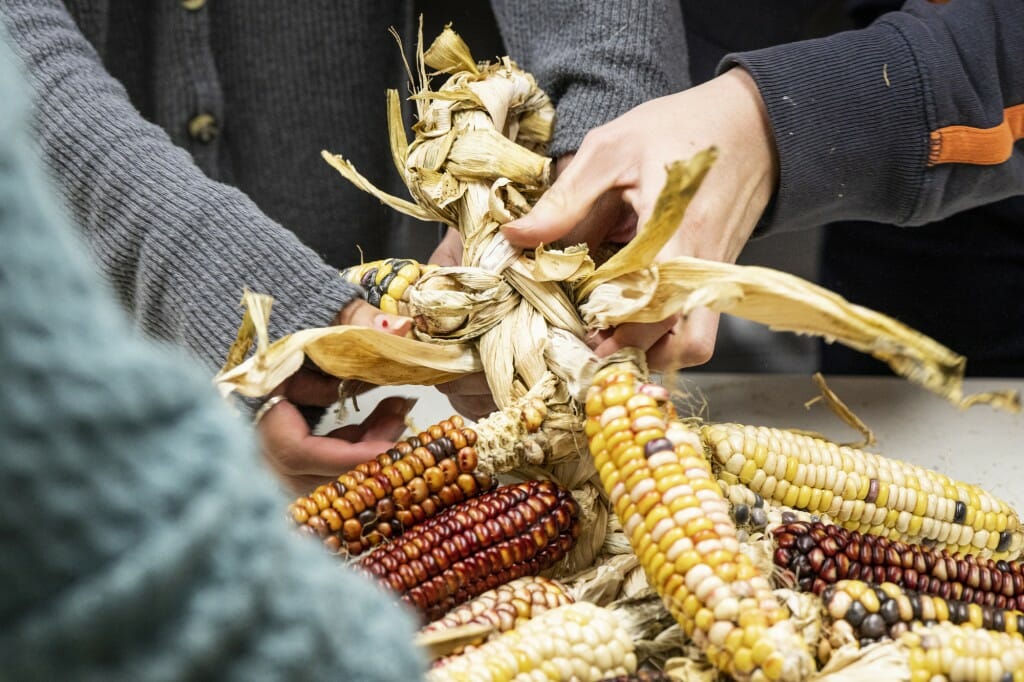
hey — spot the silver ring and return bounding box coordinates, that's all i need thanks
[252,395,288,426]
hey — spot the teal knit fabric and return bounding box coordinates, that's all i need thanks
[0,36,424,681]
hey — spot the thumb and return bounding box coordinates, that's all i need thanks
[502,152,617,248]
[337,298,413,336]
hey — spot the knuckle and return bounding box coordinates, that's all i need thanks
[677,334,715,368]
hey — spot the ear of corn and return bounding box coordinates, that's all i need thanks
[704,423,1023,561]
[584,365,814,682]
[900,621,1024,682]
[425,602,637,682]
[821,579,1024,648]
[773,521,1024,611]
[359,480,580,621]
[420,576,574,653]
[290,417,495,556]
[341,258,431,315]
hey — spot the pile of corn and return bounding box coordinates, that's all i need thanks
[231,25,1024,682]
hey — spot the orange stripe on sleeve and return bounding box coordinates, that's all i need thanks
[928,102,1024,166]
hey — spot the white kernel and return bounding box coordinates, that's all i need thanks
[651,517,676,542]
[599,405,628,428]
[972,529,989,549]
[673,506,703,527]
[661,484,693,505]
[713,597,740,622]
[685,564,713,592]
[708,620,734,647]
[632,416,667,434]
[629,478,656,503]
[695,538,723,556]
[647,451,677,469]
[726,453,746,476]
[666,536,694,561]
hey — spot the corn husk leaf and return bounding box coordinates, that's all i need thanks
[580,258,1019,412]
[414,623,494,660]
[321,150,436,223]
[215,292,479,398]
[576,148,715,299]
[422,24,479,75]
[447,128,550,186]
[805,372,876,448]
[525,244,595,283]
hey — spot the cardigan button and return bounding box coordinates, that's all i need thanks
[187,114,218,143]
[181,0,206,10]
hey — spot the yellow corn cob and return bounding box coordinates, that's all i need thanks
[421,576,574,650]
[900,621,1024,682]
[340,257,433,315]
[425,602,636,682]
[822,579,1024,647]
[703,423,1023,560]
[359,480,580,622]
[584,365,814,682]
[290,416,494,556]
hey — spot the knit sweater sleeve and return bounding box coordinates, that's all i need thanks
[0,0,363,371]
[0,36,424,681]
[490,0,690,157]
[720,0,1024,233]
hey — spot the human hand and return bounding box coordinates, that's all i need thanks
[503,68,778,371]
[255,299,415,492]
[430,226,464,267]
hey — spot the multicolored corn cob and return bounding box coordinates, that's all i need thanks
[425,602,637,682]
[290,417,495,556]
[821,579,1024,647]
[341,258,430,314]
[704,423,1023,560]
[421,576,574,646]
[359,480,580,621]
[773,522,1024,610]
[584,365,814,682]
[900,621,1024,682]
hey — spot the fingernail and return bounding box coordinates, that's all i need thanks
[401,397,419,414]
[501,219,527,234]
[374,313,400,330]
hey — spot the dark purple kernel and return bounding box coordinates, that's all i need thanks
[643,438,674,458]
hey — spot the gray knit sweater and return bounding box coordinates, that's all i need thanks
[1,0,686,372]
[0,33,425,680]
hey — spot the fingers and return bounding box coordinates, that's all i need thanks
[592,316,678,359]
[435,372,491,397]
[646,308,720,372]
[327,396,415,443]
[502,131,625,248]
[436,373,497,421]
[588,308,720,373]
[337,298,413,336]
[258,396,417,492]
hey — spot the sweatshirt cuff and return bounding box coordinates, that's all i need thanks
[720,20,930,233]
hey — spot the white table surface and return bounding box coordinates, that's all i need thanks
[342,373,1024,513]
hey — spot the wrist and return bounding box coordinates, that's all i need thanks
[720,67,780,197]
